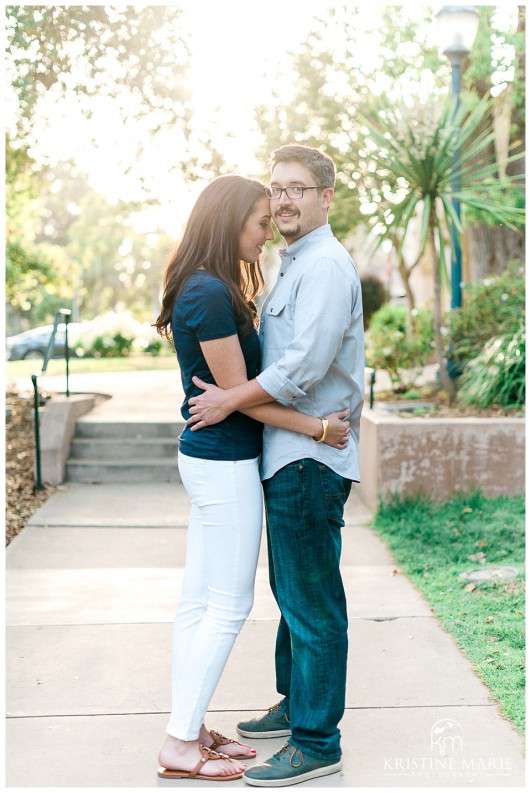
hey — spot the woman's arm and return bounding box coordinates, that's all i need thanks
[197,335,349,448]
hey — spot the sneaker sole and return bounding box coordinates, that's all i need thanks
[243,760,342,787]
[237,727,291,739]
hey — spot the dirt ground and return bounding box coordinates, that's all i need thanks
[5,392,57,546]
[375,384,524,419]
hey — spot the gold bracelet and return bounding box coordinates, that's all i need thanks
[315,418,328,443]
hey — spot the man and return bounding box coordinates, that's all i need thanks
[188,144,365,786]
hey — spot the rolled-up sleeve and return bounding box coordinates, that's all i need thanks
[257,256,355,402]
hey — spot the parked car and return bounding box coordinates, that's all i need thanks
[6,323,85,361]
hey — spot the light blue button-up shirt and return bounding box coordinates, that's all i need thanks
[257,224,365,482]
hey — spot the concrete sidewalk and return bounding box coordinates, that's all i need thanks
[5,371,525,788]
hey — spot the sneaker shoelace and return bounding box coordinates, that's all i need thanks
[268,701,290,724]
[275,743,303,768]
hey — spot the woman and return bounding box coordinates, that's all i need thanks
[154,175,349,781]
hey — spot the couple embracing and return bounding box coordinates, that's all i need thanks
[154,144,365,786]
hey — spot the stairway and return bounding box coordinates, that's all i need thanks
[66,419,184,483]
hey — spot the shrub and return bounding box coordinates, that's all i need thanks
[361,274,389,330]
[75,310,162,358]
[447,260,525,374]
[89,332,133,358]
[143,339,163,356]
[367,303,434,392]
[458,324,525,408]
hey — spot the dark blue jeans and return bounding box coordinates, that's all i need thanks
[263,459,352,760]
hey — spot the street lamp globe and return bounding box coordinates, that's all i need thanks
[436,6,480,65]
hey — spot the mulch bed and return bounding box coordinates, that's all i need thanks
[375,386,524,419]
[5,392,57,546]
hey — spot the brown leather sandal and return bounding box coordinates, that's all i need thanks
[208,729,257,760]
[157,744,244,780]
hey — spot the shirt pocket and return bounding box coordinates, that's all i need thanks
[262,295,291,355]
[264,295,289,318]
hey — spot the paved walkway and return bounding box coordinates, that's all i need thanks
[6,371,525,788]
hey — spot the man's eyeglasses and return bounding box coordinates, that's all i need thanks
[265,186,325,200]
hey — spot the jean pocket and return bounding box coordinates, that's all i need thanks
[318,464,351,501]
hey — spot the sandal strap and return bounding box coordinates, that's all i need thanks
[189,745,229,779]
[209,729,243,751]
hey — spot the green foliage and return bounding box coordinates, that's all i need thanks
[464,6,525,127]
[80,332,162,358]
[6,238,53,308]
[458,326,525,409]
[360,92,524,250]
[5,5,191,140]
[5,146,172,330]
[88,333,132,358]
[5,138,77,315]
[359,91,524,400]
[447,261,525,369]
[255,6,525,243]
[367,304,434,392]
[254,5,445,240]
[74,311,161,358]
[360,273,389,330]
[373,492,525,732]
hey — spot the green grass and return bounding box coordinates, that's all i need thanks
[372,492,525,733]
[6,354,177,380]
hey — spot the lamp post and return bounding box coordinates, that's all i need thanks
[436,6,479,309]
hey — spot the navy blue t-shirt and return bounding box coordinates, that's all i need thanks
[172,270,263,460]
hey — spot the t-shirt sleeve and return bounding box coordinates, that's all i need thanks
[184,277,238,341]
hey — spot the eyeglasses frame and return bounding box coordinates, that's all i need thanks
[265,185,327,200]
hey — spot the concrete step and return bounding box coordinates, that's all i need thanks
[75,421,184,439]
[65,459,180,484]
[67,419,184,483]
[70,438,178,460]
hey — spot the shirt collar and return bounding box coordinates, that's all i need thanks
[279,224,333,258]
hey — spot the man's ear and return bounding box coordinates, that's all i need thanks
[321,187,334,210]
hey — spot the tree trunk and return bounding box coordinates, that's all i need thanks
[464,224,525,280]
[396,252,417,334]
[464,9,525,284]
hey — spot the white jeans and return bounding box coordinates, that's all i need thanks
[166,451,263,739]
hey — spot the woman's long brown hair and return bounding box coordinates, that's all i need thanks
[154,175,267,341]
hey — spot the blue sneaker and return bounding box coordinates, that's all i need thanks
[237,700,291,739]
[243,743,342,787]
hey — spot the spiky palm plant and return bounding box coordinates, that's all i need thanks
[359,92,524,400]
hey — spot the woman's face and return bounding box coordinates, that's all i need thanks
[239,195,274,263]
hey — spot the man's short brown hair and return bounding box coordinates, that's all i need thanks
[269,145,336,188]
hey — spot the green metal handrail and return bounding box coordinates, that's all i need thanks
[32,309,72,491]
[365,367,376,409]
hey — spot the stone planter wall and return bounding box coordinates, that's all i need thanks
[40,394,96,485]
[358,406,525,509]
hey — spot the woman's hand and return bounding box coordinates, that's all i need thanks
[323,409,350,449]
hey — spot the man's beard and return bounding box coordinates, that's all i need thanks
[275,213,301,241]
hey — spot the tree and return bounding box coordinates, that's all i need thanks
[64,191,173,322]
[5,5,191,144]
[5,139,171,328]
[5,137,77,320]
[254,4,525,292]
[4,7,202,328]
[254,5,445,238]
[460,6,525,277]
[4,5,224,207]
[359,93,524,400]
